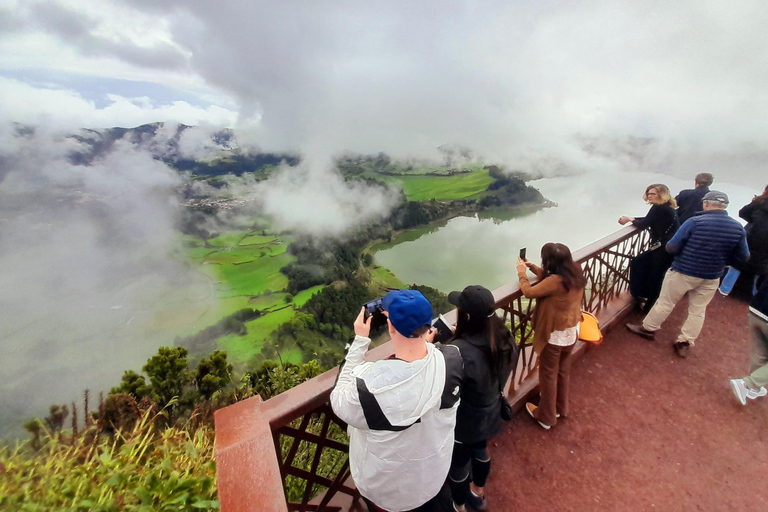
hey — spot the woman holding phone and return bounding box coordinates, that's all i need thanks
[516,243,586,429]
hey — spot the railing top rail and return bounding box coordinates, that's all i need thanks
[256,224,640,430]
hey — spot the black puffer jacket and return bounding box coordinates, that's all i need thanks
[739,199,768,275]
[450,331,513,444]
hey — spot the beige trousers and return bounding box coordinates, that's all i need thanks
[642,269,719,344]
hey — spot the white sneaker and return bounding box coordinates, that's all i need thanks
[747,386,768,400]
[730,378,749,405]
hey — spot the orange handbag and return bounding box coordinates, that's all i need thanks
[578,311,603,344]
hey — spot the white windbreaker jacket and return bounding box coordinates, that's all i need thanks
[330,335,462,511]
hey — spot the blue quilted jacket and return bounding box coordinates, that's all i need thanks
[666,210,749,279]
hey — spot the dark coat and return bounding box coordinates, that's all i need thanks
[676,185,710,224]
[450,330,513,444]
[633,203,680,244]
[630,203,679,305]
[751,279,768,319]
[739,199,768,275]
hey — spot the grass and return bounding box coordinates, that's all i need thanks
[239,234,277,246]
[278,348,303,365]
[0,412,218,511]
[203,249,260,265]
[217,307,296,362]
[207,232,246,248]
[292,286,324,307]
[392,170,493,201]
[248,293,291,311]
[214,253,295,298]
[368,266,405,291]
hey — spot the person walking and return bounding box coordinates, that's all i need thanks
[729,279,768,405]
[446,285,517,512]
[330,290,463,512]
[619,183,680,311]
[675,173,713,224]
[517,243,586,429]
[626,191,750,357]
[720,185,768,296]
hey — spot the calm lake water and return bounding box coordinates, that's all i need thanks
[374,169,754,294]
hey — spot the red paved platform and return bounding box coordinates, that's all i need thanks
[488,293,768,512]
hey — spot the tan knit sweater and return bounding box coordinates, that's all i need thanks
[518,264,584,355]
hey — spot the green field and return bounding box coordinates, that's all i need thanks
[368,266,405,290]
[392,170,493,201]
[217,306,296,361]
[214,252,294,297]
[293,285,324,307]
[240,234,277,245]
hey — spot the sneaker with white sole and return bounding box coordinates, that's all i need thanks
[730,378,749,405]
[731,379,768,405]
[747,386,768,400]
[525,402,551,430]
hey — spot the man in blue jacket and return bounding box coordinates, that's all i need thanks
[730,279,768,404]
[627,191,749,357]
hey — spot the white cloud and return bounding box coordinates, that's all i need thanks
[0,77,237,129]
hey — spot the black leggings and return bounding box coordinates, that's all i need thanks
[447,440,491,506]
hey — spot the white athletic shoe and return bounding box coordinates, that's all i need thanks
[731,379,767,405]
[730,378,749,405]
[747,386,768,400]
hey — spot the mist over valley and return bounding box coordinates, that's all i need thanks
[1,1,767,441]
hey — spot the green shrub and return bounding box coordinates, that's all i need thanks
[0,410,218,511]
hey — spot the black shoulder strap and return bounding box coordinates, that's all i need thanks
[356,377,419,431]
[437,344,463,410]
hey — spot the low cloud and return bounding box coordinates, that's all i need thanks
[0,125,197,436]
[257,159,401,237]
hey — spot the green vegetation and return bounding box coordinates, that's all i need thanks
[1,413,218,511]
[214,253,294,297]
[394,170,494,201]
[216,307,295,362]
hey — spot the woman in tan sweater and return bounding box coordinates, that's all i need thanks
[516,242,586,429]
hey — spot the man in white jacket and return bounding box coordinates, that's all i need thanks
[330,290,463,512]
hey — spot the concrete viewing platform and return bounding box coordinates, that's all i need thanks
[489,292,767,512]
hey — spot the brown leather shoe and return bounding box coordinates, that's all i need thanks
[673,341,691,358]
[626,323,656,340]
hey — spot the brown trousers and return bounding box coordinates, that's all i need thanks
[535,342,575,427]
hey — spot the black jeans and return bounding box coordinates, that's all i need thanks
[448,439,491,506]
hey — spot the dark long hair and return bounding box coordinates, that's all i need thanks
[453,308,514,379]
[753,185,768,205]
[540,242,587,292]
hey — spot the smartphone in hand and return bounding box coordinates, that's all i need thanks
[519,247,527,260]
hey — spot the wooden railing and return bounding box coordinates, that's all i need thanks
[214,225,648,512]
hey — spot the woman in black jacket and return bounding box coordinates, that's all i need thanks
[619,184,680,311]
[447,285,517,512]
[720,185,768,296]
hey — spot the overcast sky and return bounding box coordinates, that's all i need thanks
[1,0,766,181]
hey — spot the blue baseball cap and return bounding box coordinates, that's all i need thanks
[382,290,433,338]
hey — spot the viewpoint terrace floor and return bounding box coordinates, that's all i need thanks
[488,292,767,512]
